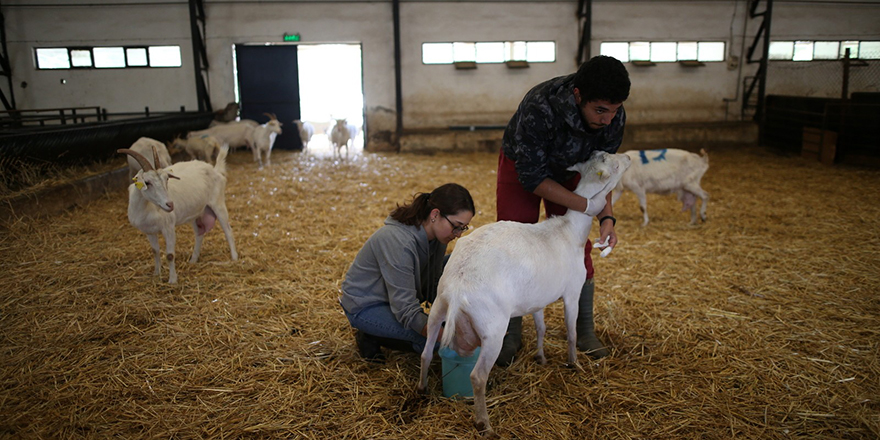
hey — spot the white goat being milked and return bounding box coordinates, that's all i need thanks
[417,151,631,437]
[611,148,709,226]
[126,137,172,180]
[118,145,238,284]
[330,119,357,157]
[252,113,283,167]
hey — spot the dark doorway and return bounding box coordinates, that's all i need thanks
[235,44,303,151]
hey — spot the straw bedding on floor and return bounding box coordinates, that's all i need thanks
[1,144,878,439]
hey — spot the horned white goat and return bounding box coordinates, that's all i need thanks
[611,148,709,226]
[330,119,357,157]
[118,145,238,284]
[170,134,223,164]
[252,113,283,167]
[417,151,631,438]
[189,119,258,151]
[294,120,314,150]
[126,137,172,180]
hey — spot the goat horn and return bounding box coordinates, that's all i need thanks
[263,112,277,121]
[117,148,153,172]
[150,145,161,169]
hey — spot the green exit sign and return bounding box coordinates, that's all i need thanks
[283,33,301,42]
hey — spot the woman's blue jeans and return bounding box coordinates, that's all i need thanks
[343,303,428,353]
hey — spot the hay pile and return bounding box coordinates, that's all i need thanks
[1,144,878,439]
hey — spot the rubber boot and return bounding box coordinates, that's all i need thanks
[576,280,609,359]
[495,316,523,367]
[355,330,386,363]
[373,335,418,353]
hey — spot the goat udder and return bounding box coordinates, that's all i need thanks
[196,206,218,236]
[679,191,696,211]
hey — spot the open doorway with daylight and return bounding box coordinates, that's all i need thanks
[233,43,365,158]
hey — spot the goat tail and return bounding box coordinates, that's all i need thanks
[699,148,709,163]
[439,301,458,349]
[214,144,230,176]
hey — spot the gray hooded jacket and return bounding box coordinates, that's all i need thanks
[340,216,447,333]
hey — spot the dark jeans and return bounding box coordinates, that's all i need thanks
[343,303,428,353]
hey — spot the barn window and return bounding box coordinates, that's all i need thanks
[678,42,698,60]
[766,40,876,61]
[650,42,677,62]
[35,45,181,69]
[476,42,504,63]
[70,48,93,68]
[148,46,182,67]
[861,41,880,59]
[768,41,794,60]
[600,42,629,62]
[126,47,149,66]
[505,41,526,61]
[423,43,453,64]
[840,41,859,58]
[525,42,555,62]
[34,48,70,69]
[793,41,814,61]
[813,41,839,60]
[698,42,725,62]
[629,42,651,61]
[94,47,125,68]
[453,42,476,62]
[421,41,556,65]
[600,41,726,64]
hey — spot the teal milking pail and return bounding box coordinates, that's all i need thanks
[439,346,481,399]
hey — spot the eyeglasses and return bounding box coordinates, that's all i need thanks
[442,214,469,234]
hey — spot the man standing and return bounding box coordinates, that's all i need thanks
[496,55,631,366]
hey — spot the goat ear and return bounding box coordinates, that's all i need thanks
[167,173,181,180]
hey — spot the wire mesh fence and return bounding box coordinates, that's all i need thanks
[766,49,880,99]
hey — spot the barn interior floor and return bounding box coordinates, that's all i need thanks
[1,143,878,439]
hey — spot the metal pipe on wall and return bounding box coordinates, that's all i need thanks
[393,0,403,151]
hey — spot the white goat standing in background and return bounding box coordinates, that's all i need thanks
[252,113,283,168]
[294,120,314,150]
[189,119,258,152]
[611,148,709,226]
[118,145,238,284]
[126,137,172,180]
[417,151,631,438]
[330,119,357,157]
[169,134,223,164]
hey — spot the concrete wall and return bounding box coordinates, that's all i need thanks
[3,0,879,150]
[4,2,196,114]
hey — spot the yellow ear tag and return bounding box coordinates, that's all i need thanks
[597,171,603,177]
[132,176,137,181]
[135,181,145,190]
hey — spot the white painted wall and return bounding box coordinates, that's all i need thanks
[400,2,582,127]
[4,2,195,114]
[2,0,879,145]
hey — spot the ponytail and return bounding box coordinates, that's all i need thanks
[390,183,474,226]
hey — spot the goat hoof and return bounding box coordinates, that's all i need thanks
[475,422,498,438]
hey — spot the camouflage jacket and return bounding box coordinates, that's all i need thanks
[501,73,626,192]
